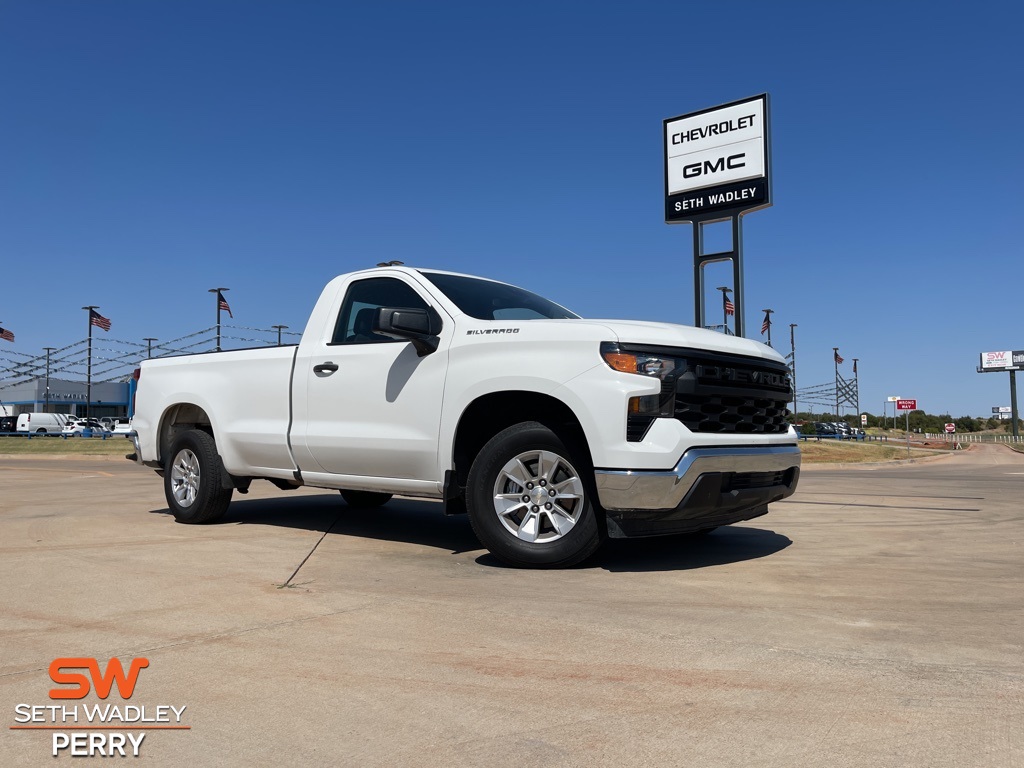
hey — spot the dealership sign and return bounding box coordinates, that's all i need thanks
[664,94,771,222]
[980,350,1024,370]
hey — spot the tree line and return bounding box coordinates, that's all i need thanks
[792,411,1019,434]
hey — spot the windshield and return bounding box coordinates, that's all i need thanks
[420,272,579,321]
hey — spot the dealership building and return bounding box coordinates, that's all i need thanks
[0,377,131,418]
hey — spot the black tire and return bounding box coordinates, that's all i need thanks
[466,421,603,568]
[163,429,233,524]
[339,490,393,508]
[36,428,46,434]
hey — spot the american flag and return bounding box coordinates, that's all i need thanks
[0,326,13,343]
[725,299,735,316]
[760,310,772,335]
[217,290,233,318]
[834,350,844,365]
[90,309,112,332]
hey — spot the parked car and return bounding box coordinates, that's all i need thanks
[62,419,110,437]
[1,415,17,433]
[111,418,134,435]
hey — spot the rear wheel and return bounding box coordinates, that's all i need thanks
[467,421,603,568]
[340,490,393,508]
[163,429,232,524]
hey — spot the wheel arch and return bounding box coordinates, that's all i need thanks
[451,391,592,492]
[157,403,215,466]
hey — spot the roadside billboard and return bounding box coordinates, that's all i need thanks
[980,350,1024,370]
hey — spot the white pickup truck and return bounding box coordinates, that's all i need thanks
[131,266,799,567]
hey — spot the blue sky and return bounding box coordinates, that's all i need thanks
[1,1,1021,417]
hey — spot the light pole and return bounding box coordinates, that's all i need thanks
[208,287,229,351]
[717,286,733,335]
[788,324,797,420]
[83,306,99,418]
[271,325,288,346]
[852,358,860,427]
[43,347,56,413]
[143,338,158,359]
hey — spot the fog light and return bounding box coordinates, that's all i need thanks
[629,395,661,414]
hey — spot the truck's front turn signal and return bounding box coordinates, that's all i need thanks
[602,348,639,373]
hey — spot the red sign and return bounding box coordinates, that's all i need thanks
[944,423,956,433]
[896,399,917,411]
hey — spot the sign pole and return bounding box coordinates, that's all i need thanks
[978,351,1022,439]
[1011,370,1019,438]
[666,94,770,339]
[906,409,910,457]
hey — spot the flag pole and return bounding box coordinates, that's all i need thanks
[833,347,840,419]
[208,287,228,351]
[717,286,731,335]
[761,308,774,347]
[83,306,98,418]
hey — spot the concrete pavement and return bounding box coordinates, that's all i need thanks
[1,445,1021,766]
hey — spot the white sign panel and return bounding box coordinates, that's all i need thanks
[666,101,765,195]
[981,350,1013,369]
[664,94,770,222]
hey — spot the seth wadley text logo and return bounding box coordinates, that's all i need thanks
[10,657,190,758]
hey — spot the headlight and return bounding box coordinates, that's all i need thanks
[600,342,682,381]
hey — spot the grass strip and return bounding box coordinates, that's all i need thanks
[0,435,134,455]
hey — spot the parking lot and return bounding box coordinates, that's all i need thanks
[2,445,1022,766]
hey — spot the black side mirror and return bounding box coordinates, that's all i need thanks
[374,307,442,356]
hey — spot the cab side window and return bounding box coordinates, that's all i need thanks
[331,277,431,345]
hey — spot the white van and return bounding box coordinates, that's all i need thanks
[16,412,69,434]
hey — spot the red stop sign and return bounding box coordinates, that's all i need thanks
[944,423,956,433]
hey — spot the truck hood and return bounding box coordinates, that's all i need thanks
[569,319,786,363]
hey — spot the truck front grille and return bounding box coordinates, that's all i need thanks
[674,393,790,434]
[625,347,792,441]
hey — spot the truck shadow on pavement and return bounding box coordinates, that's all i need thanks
[590,527,791,573]
[150,494,791,572]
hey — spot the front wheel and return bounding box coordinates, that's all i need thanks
[163,429,233,524]
[467,421,603,568]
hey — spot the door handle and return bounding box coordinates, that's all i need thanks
[313,362,339,374]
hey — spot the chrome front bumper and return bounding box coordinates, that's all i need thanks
[594,444,801,512]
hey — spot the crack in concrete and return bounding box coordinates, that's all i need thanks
[279,514,341,588]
